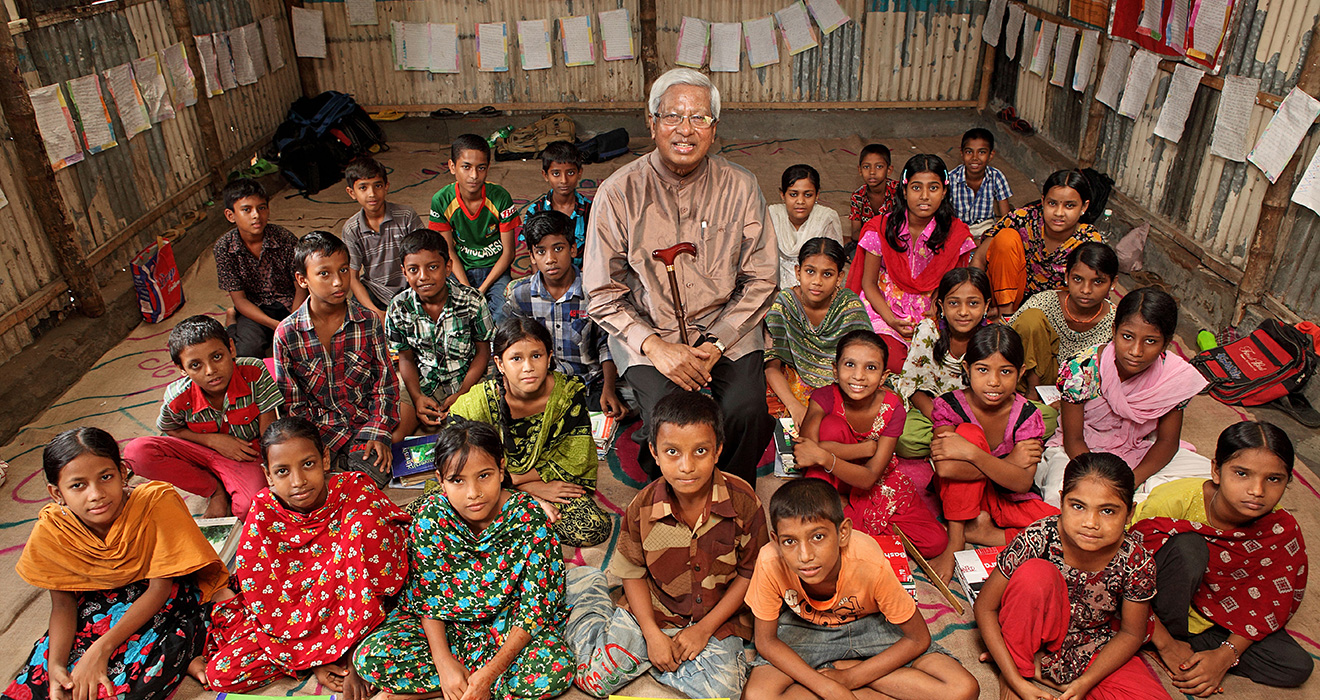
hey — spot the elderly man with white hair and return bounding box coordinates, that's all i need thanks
[584,68,777,484]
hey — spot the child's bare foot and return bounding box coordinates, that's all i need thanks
[224,307,237,327]
[202,491,232,519]
[931,544,957,583]
[187,656,209,688]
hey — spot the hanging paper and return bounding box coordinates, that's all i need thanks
[1248,87,1320,184]
[1096,43,1133,110]
[1073,30,1101,92]
[213,33,237,89]
[1209,75,1259,162]
[0,185,8,208]
[1165,0,1189,53]
[1029,20,1056,77]
[390,21,406,69]
[28,84,83,170]
[162,42,196,106]
[131,55,175,123]
[230,28,257,85]
[477,22,508,72]
[599,9,634,61]
[392,22,429,71]
[744,16,780,68]
[194,34,223,97]
[1153,63,1204,142]
[67,74,117,154]
[675,17,709,68]
[103,63,151,138]
[345,0,377,27]
[1118,49,1160,119]
[1004,3,1026,60]
[1137,0,1166,38]
[244,24,267,77]
[775,2,819,56]
[261,16,286,71]
[710,23,742,73]
[983,0,1007,46]
[429,23,459,74]
[516,19,552,71]
[805,0,850,34]
[291,6,327,59]
[1188,0,1232,61]
[1289,141,1320,215]
[1051,26,1076,87]
[560,15,595,67]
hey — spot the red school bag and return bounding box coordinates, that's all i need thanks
[1190,319,1318,406]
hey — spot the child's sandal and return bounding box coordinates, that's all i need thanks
[1010,118,1035,135]
[998,106,1018,122]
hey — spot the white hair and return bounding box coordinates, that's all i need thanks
[647,68,720,121]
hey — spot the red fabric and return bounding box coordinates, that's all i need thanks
[937,425,1059,530]
[124,436,267,517]
[206,596,293,691]
[881,334,908,375]
[871,214,973,293]
[1132,512,1307,641]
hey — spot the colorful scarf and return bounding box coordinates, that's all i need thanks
[233,472,410,668]
[1133,511,1307,640]
[1086,342,1208,466]
[765,287,872,391]
[856,213,972,293]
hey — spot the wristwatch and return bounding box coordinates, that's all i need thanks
[710,337,727,354]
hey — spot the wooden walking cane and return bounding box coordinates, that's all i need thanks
[652,243,698,345]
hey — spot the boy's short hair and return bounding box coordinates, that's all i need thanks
[222,178,267,211]
[167,314,231,366]
[522,211,574,248]
[293,230,349,275]
[344,156,389,186]
[450,134,491,163]
[540,140,585,171]
[399,229,451,262]
[648,390,724,448]
[859,144,891,165]
[769,478,845,530]
[961,127,996,151]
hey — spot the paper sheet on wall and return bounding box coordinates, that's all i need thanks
[1209,74,1258,161]
[244,24,267,77]
[28,84,83,171]
[1165,0,1190,53]
[1051,26,1076,88]
[392,22,429,71]
[560,15,595,67]
[775,2,819,56]
[709,22,742,72]
[213,33,237,89]
[1072,30,1100,92]
[131,55,174,123]
[675,17,709,68]
[516,19,552,70]
[291,6,327,59]
[1019,17,1035,75]
[599,9,634,61]
[1096,43,1132,110]
[805,0,850,34]
[1117,49,1160,119]
[390,21,405,69]
[1138,0,1166,38]
[744,16,780,68]
[230,29,257,85]
[1004,3,1026,60]
[1248,86,1320,183]
[1289,141,1320,215]
[162,43,196,106]
[1029,20,1056,77]
[194,34,223,97]
[261,16,286,71]
[477,22,508,72]
[1153,63,1204,142]
[67,75,116,154]
[1188,0,1232,61]
[982,0,1007,46]
[344,0,377,27]
[429,24,459,73]
[103,63,151,138]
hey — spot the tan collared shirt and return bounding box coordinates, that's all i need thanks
[583,150,777,371]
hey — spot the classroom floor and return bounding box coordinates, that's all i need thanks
[1,135,1317,700]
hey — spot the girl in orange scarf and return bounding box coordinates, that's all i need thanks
[4,427,228,700]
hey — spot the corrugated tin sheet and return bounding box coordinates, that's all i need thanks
[857,1,984,103]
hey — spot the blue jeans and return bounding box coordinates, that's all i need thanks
[750,608,952,669]
[565,567,748,699]
[464,265,512,325]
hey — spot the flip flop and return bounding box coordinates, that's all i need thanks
[370,110,405,121]
[1268,394,1320,428]
[998,106,1017,122]
[1010,118,1035,135]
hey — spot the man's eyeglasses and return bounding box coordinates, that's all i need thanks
[653,113,717,129]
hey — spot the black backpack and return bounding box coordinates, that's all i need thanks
[273,91,385,194]
[576,128,630,163]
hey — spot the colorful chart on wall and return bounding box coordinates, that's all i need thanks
[1110,0,1235,72]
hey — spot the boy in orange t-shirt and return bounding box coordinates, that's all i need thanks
[744,478,979,700]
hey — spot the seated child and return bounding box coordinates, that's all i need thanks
[428,133,520,323]
[341,156,423,320]
[948,127,1012,241]
[386,230,493,439]
[450,317,611,548]
[743,478,978,700]
[984,170,1102,317]
[1039,287,1211,506]
[849,144,900,244]
[353,418,574,699]
[565,391,768,699]
[124,315,278,519]
[214,178,305,358]
[203,417,411,696]
[5,427,229,700]
[274,231,399,488]
[792,330,949,560]
[974,452,1169,700]
[929,325,1058,576]
[523,140,591,265]
[1133,421,1313,692]
[770,164,844,287]
[764,237,871,426]
[504,210,627,417]
[1013,241,1117,397]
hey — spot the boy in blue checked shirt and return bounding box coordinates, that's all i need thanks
[274,231,399,487]
[523,141,591,266]
[387,229,494,440]
[505,211,628,418]
[950,127,1013,245]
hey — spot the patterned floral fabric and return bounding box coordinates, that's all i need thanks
[987,205,1102,299]
[1012,291,1115,367]
[893,318,969,403]
[997,516,1156,684]
[849,181,902,224]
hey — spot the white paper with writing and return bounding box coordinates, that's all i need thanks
[1005,3,1026,60]
[477,22,508,72]
[1209,75,1259,162]
[1153,63,1204,142]
[983,0,1007,46]
[560,15,595,66]
[1073,30,1101,92]
[744,16,780,68]
[676,17,709,68]
[1289,141,1320,215]
[710,22,742,72]
[291,6,327,59]
[28,84,83,170]
[1030,20,1057,77]
[805,0,850,34]
[67,74,116,153]
[230,29,257,85]
[261,16,286,71]
[1096,42,1133,110]
[1189,0,1231,61]
[776,1,819,55]
[1118,49,1160,119]
[1051,26,1076,87]
[345,0,377,27]
[213,33,237,89]
[132,55,175,122]
[599,9,634,60]
[429,24,459,74]
[162,42,197,106]
[1248,86,1320,184]
[516,19,552,70]
[103,63,150,138]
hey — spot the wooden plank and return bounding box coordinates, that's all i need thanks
[364,100,979,113]
[0,280,63,336]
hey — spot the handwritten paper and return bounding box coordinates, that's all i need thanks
[131,55,174,123]
[67,75,116,154]
[1118,49,1160,119]
[709,23,742,72]
[560,15,595,67]
[230,29,257,85]
[983,0,1007,46]
[514,19,552,71]
[104,63,151,138]
[1030,20,1056,77]
[1209,75,1259,162]
[744,16,780,68]
[675,17,709,68]
[28,85,83,171]
[261,16,285,71]
[775,2,819,56]
[429,23,459,73]
[1188,0,1231,61]
[477,22,508,72]
[162,42,196,106]
[1138,0,1165,37]
[1051,26,1076,87]
[805,0,850,34]
[599,9,634,61]
[1073,30,1100,92]
[1289,141,1320,215]
[243,23,267,77]
[345,0,377,27]
[1005,3,1026,60]
[1165,0,1189,53]
[1153,63,1204,142]
[1096,43,1132,110]
[214,33,237,89]
[291,6,327,59]
[1248,86,1320,183]
[392,22,429,71]
[194,34,223,97]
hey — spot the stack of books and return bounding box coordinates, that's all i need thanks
[875,534,918,600]
[390,434,440,486]
[772,416,800,478]
[590,412,618,457]
[953,546,1004,606]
